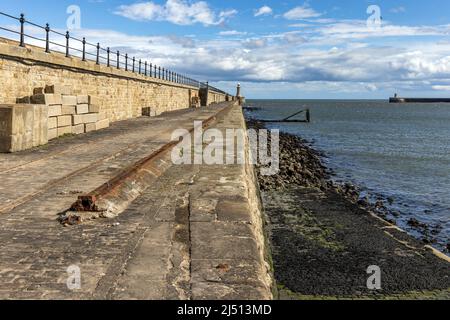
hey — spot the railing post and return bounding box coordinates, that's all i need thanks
[82,37,86,61]
[96,43,100,65]
[117,51,120,69]
[65,31,70,57]
[159,67,161,79]
[144,61,147,76]
[107,47,110,67]
[150,63,152,77]
[132,57,135,73]
[45,23,50,53]
[125,54,128,71]
[19,14,25,47]
[139,59,141,74]
[162,68,165,80]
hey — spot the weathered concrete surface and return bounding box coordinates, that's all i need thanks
[112,106,273,300]
[0,102,272,299]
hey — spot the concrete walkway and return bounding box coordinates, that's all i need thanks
[0,103,272,299]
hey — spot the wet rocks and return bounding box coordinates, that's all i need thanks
[247,120,328,191]
[246,118,448,253]
[407,218,428,229]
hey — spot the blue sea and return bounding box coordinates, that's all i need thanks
[245,99,450,252]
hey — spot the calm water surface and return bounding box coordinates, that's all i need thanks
[245,99,450,251]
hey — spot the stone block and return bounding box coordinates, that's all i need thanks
[85,119,108,132]
[88,95,99,106]
[57,115,72,128]
[31,94,54,105]
[48,128,57,140]
[57,126,72,137]
[45,84,71,95]
[72,114,83,125]
[89,104,100,113]
[62,95,77,106]
[84,123,96,133]
[72,124,85,135]
[0,104,48,152]
[48,105,62,117]
[16,96,31,104]
[83,113,98,124]
[35,105,48,147]
[77,95,89,104]
[76,104,89,115]
[48,116,57,129]
[96,118,110,130]
[62,105,76,115]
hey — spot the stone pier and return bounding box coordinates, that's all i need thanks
[0,101,273,300]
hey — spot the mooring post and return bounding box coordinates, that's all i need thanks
[306,109,311,123]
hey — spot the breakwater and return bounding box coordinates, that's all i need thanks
[390,97,450,103]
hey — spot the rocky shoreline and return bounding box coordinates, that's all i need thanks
[246,119,449,253]
[246,118,450,299]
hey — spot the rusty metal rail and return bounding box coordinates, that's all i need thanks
[70,103,235,215]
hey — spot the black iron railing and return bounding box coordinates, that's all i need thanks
[0,11,230,95]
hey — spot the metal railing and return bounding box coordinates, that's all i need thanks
[0,11,230,94]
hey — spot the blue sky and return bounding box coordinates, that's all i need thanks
[1,0,450,99]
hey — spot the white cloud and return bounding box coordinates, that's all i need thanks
[284,5,322,20]
[390,6,406,14]
[115,0,237,26]
[219,30,247,36]
[432,85,450,91]
[242,38,268,49]
[255,6,273,17]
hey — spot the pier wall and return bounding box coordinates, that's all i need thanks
[0,37,228,123]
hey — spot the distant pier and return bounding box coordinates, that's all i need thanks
[389,97,450,103]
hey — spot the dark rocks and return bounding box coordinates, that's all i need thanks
[246,118,447,252]
[407,218,428,230]
[246,120,329,192]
